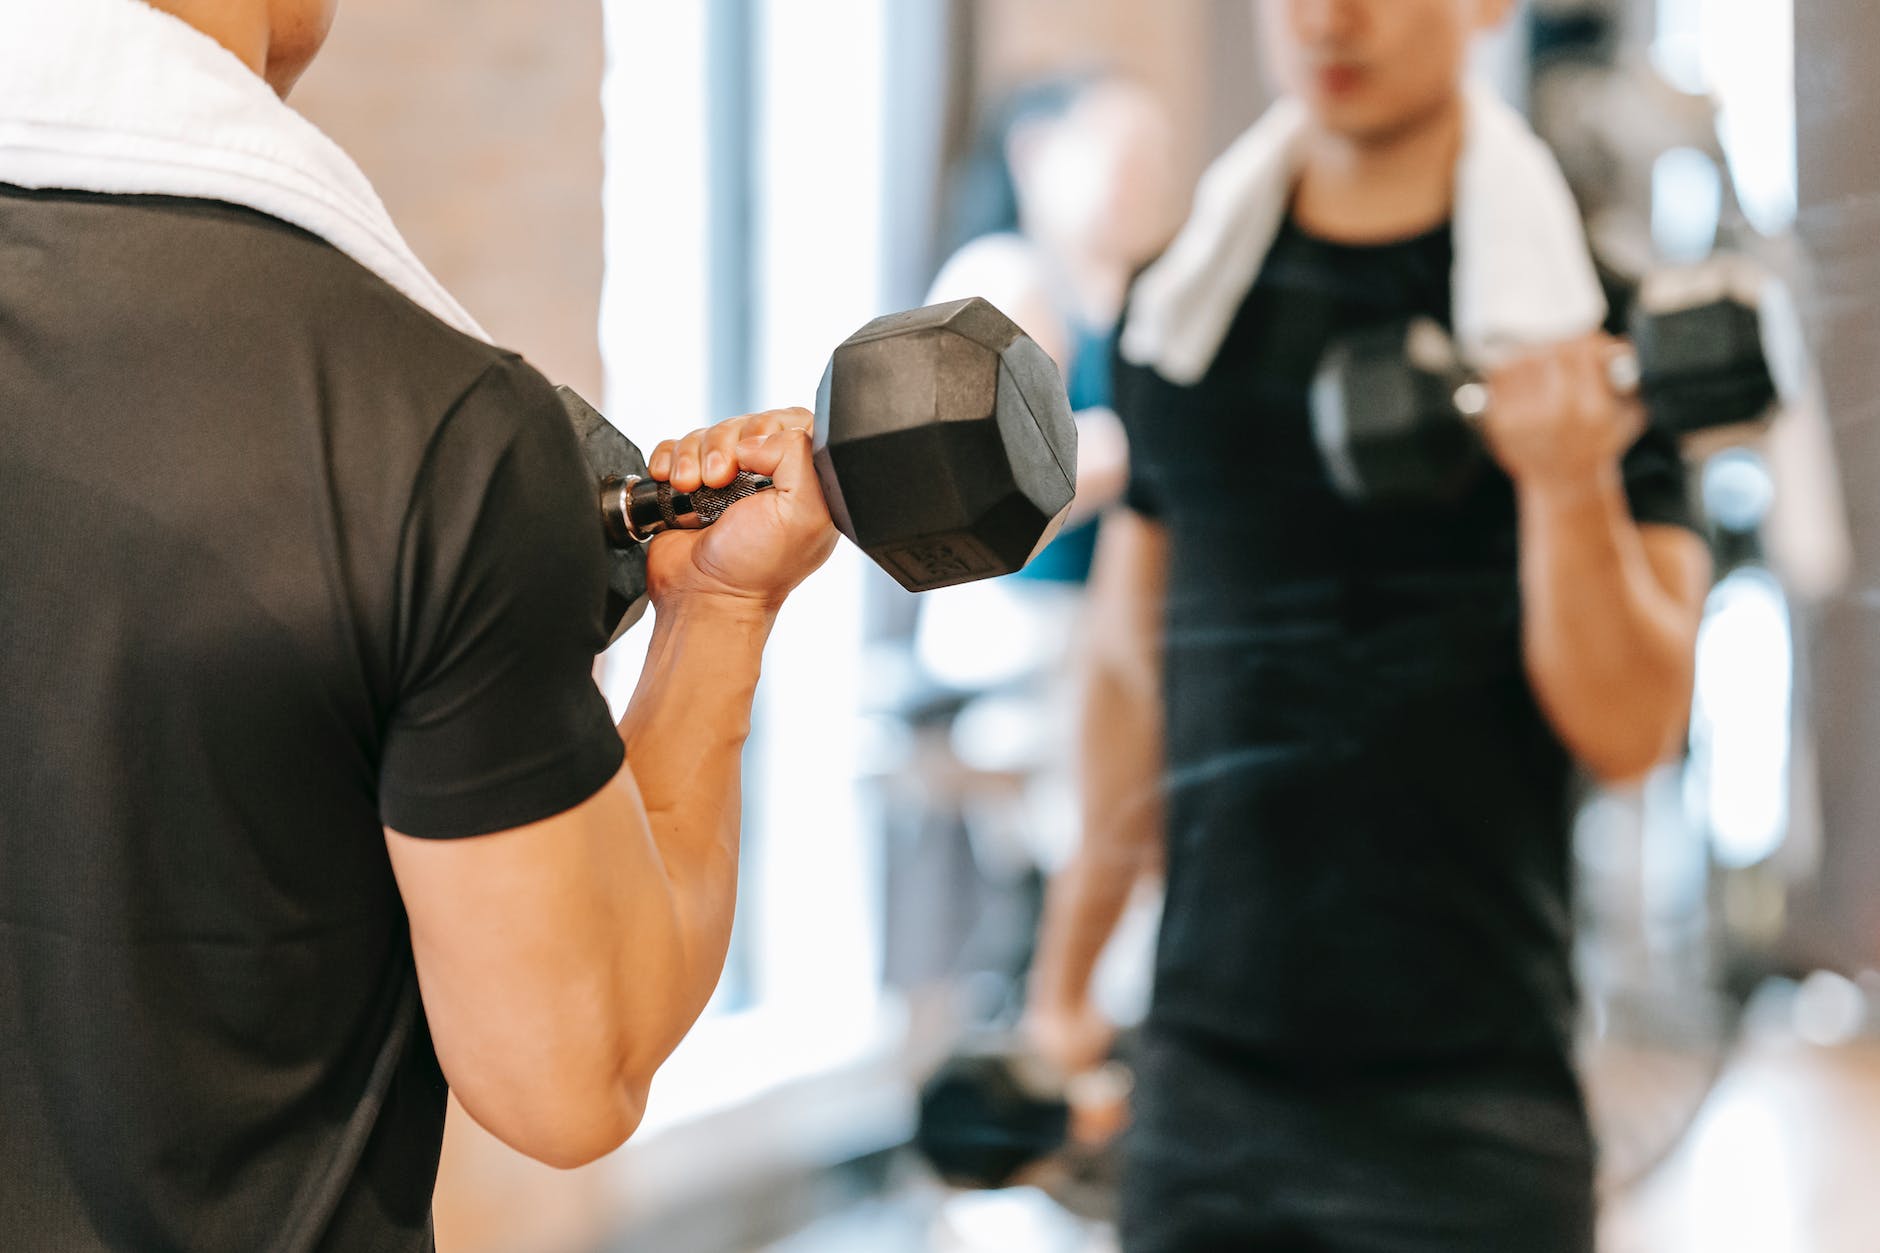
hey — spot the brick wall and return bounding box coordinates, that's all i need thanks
[975,0,1270,184]
[290,0,605,399]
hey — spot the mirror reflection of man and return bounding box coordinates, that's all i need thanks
[1027,2,1711,1249]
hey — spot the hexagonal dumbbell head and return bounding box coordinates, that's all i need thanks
[814,298,1077,592]
[556,385,650,643]
[1631,258,1779,440]
[1310,317,1483,506]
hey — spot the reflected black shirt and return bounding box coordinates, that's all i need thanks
[0,187,624,1251]
[1117,219,1693,1066]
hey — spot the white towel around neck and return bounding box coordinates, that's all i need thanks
[1121,83,1606,385]
[0,0,488,341]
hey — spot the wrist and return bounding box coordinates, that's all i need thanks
[649,584,783,633]
[1514,460,1627,514]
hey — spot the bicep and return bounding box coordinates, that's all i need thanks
[1639,523,1713,630]
[384,761,671,1164]
[374,360,663,1162]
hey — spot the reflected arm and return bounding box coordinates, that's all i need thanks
[1028,512,1168,1031]
[1518,473,1712,783]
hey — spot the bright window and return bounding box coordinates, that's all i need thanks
[598,0,897,1135]
[1655,0,1797,235]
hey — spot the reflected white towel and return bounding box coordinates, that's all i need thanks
[0,0,487,340]
[1121,83,1605,384]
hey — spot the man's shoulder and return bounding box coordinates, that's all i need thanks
[5,184,569,507]
[14,187,523,403]
[176,198,512,383]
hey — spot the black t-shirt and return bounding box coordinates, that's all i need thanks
[0,187,625,1251]
[1117,218,1693,1068]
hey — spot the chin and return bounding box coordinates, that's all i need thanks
[1308,95,1444,146]
[1303,95,1382,136]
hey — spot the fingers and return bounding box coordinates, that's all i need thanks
[700,419,755,488]
[1592,336,1648,442]
[1482,335,1649,489]
[732,424,817,493]
[1481,352,1544,447]
[1554,335,1644,449]
[649,408,813,490]
[1490,336,1626,428]
[1566,337,1609,429]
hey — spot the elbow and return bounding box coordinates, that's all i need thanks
[450,1054,657,1171]
[526,1074,652,1170]
[1539,650,1696,787]
[1571,707,1690,786]
[1579,740,1673,787]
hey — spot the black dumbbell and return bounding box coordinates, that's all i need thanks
[1310,269,1779,506]
[915,1036,1133,1221]
[560,297,1078,643]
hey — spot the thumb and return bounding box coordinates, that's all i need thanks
[736,427,817,491]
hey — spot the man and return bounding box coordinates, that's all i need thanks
[1026,1,1711,1249]
[0,1,829,1249]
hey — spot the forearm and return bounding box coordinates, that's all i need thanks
[1030,664,1164,1012]
[1517,468,1699,779]
[612,594,775,1057]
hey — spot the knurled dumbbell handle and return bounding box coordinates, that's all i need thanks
[1452,349,1643,426]
[600,472,775,547]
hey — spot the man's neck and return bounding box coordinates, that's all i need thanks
[146,1,270,84]
[1290,94,1466,245]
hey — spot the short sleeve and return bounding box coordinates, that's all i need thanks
[379,355,625,838]
[1619,422,1699,533]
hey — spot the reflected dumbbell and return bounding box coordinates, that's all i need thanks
[560,297,1079,643]
[1310,258,1782,506]
[915,1034,1135,1222]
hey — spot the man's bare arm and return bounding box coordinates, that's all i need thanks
[1026,511,1168,1071]
[1518,483,1710,781]
[1486,337,1712,783]
[386,415,832,1169]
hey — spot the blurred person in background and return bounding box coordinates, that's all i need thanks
[917,73,1184,693]
[928,72,1184,572]
[906,74,1184,1023]
[1025,1,1712,1250]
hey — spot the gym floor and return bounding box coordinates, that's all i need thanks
[758,1034,1880,1253]
[430,1026,1880,1252]
[1600,1034,1880,1253]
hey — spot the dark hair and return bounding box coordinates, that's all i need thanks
[939,70,1115,256]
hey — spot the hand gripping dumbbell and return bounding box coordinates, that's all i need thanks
[1309,260,1782,505]
[915,1034,1135,1222]
[560,297,1078,642]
